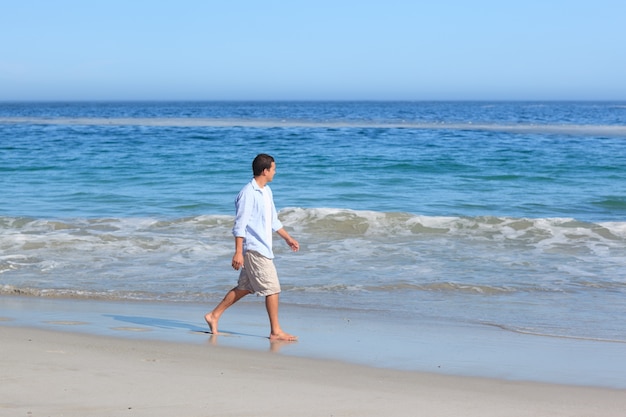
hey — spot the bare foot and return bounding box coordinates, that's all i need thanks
[204,313,218,334]
[269,331,298,342]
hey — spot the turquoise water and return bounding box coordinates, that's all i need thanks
[1,101,625,344]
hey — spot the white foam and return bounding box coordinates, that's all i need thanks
[3,116,626,136]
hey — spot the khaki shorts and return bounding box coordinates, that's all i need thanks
[236,250,281,296]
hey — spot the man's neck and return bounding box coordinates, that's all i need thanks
[254,176,268,188]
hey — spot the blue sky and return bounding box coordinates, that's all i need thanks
[1,0,625,101]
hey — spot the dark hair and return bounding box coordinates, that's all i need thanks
[252,154,275,176]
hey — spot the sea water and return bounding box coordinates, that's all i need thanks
[1,101,625,344]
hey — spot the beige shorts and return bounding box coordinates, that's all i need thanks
[236,250,281,296]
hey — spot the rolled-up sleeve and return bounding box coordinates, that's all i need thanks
[268,187,283,232]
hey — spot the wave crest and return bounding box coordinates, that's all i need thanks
[280,207,626,243]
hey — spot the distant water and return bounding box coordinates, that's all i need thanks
[1,101,625,343]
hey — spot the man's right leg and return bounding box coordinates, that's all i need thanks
[205,288,250,334]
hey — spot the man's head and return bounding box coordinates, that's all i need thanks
[252,153,275,177]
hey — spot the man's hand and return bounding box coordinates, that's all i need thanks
[277,228,299,252]
[232,252,244,270]
[285,237,299,252]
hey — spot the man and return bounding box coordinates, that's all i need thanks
[205,154,299,341]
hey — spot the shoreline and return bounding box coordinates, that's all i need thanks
[2,295,626,390]
[3,325,626,417]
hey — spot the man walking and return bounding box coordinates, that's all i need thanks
[205,154,299,341]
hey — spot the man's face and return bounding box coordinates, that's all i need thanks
[265,162,276,182]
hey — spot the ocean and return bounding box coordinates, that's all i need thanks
[1,101,625,345]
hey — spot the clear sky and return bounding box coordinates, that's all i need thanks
[1,0,625,101]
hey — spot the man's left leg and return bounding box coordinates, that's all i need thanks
[265,293,297,341]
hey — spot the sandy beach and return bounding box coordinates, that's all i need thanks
[2,325,626,417]
[1,296,626,417]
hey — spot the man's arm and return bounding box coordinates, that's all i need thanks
[232,236,245,270]
[231,185,252,270]
[276,228,299,252]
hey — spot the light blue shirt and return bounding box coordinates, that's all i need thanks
[232,178,283,259]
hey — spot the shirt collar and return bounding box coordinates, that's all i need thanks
[251,177,264,192]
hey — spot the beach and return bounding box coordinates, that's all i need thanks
[2,296,626,416]
[2,101,626,416]
[3,323,626,417]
